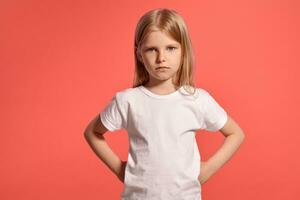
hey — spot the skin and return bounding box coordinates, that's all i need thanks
[136,28,182,95]
[84,29,245,185]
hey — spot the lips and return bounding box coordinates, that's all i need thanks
[156,66,169,70]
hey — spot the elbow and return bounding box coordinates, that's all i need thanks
[239,130,246,143]
[83,130,90,140]
[84,128,93,140]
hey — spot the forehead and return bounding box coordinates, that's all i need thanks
[142,30,180,47]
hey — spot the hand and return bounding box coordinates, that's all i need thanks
[117,160,127,183]
[198,160,212,185]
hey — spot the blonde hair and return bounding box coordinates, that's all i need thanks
[132,8,197,95]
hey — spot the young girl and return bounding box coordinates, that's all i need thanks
[84,8,245,200]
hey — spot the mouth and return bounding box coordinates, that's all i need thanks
[156,66,170,70]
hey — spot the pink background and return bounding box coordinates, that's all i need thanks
[1,0,299,199]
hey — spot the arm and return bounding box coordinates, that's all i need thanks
[84,115,126,182]
[199,115,245,184]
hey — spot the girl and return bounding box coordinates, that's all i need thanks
[84,8,245,200]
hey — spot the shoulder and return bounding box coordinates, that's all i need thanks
[181,85,210,98]
[195,87,226,112]
[114,86,139,104]
[195,87,210,97]
[192,86,213,105]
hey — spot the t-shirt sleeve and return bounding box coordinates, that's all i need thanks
[201,91,228,132]
[99,95,126,132]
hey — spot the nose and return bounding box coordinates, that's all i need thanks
[157,50,166,63]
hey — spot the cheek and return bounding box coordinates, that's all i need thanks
[142,58,153,68]
[172,53,182,64]
[142,54,154,63]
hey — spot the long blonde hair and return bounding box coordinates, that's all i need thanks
[132,8,197,95]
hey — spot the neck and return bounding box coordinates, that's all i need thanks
[144,78,179,95]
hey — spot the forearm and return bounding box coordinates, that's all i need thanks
[84,131,123,177]
[206,133,245,175]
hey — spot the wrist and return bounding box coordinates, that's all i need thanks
[113,159,124,177]
[205,159,218,174]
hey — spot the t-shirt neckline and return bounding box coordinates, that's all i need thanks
[138,85,183,99]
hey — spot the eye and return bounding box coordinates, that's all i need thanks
[146,48,156,52]
[167,46,177,51]
[145,46,177,53]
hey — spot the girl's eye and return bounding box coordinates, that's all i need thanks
[167,46,177,51]
[147,48,156,52]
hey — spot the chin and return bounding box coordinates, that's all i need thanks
[154,76,174,82]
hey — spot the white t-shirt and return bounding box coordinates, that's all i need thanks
[100,85,228,200]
